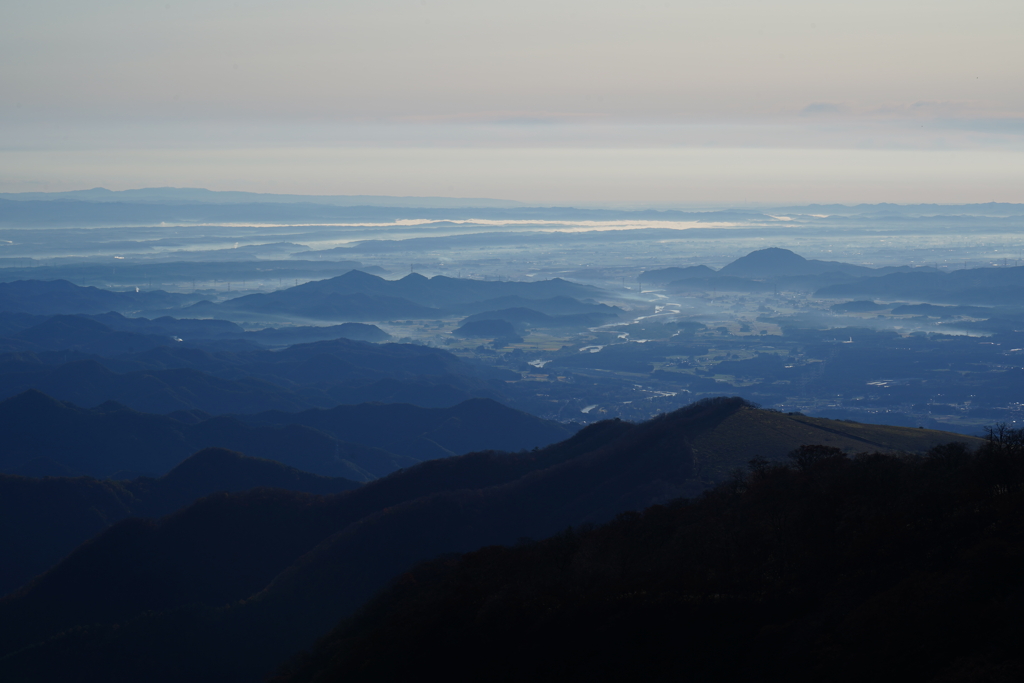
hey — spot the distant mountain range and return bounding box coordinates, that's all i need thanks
[635,248,1024,311]
[640,247,926,286]
[816,265,1024,306]
[0,279,199,315]
[0,272,613,331]
[200,269,606,322]
[0,315,518,413]
[0,397,978,682]
[0,310,390,355]
[639,248,1024,309]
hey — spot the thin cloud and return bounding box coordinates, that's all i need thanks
[800,103,846,116]
[389,111,610,125]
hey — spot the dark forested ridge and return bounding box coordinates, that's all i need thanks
[0,398,982,683]
[273,436,1024,683]
[0,448,359,596]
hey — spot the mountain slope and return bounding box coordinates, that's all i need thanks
[242,398,579,461]
[686,406,983,484]
[717,247,875,278]
[0,315,174,356]
[0,398,978,683]
[0,279,197,315]
[0,449,360,596]
[0,390,580,480]
[0,390,392,480]
[0,359,329,414]
[211,270,605,321]
[271,437,1024,683]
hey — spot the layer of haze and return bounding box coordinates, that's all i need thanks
[3,0,1023,204]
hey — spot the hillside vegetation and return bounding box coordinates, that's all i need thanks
[273,434,1024,683]
[0,449,359,596]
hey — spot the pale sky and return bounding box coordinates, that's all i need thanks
[3,0,1023,204]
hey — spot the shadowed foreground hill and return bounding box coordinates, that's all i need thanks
[274,438,1024,683]
[0,398,979,683]
[0,449,359,597]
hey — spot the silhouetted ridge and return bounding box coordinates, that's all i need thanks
[0,402,981,682]
[243,398,577,462]
[0,389,387,481]
[0,448,359,596]
[202,269,603,321]
[0,279,195,315]
[271,436,1024,683]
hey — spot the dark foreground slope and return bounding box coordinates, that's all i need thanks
[275,439,1024,683]
[0,399,979,682]
[0,449,359,596]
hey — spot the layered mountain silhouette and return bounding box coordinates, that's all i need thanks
[0,390,574,480]
[323,375,506,409]
[0,315,176,356]
[0,448,360,596]
[816,264,1024,306]
[203,270,604,321]
[0,398,978,683]
[639,264,717,285]
[0,310,390,350]
[639,249,927,293]
[0,279,197,315]
[717,247,880,278]
[243,322,390,345]
[0,335,516,413]
[0,358,330,414]
[0,390,391,481]
[0,273,607,332]
[108,336,516,384]
[242,398,577,462]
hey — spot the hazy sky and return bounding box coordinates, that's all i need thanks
[3,0,1023,204]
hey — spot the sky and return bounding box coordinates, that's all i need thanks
[2,0,1023,205]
